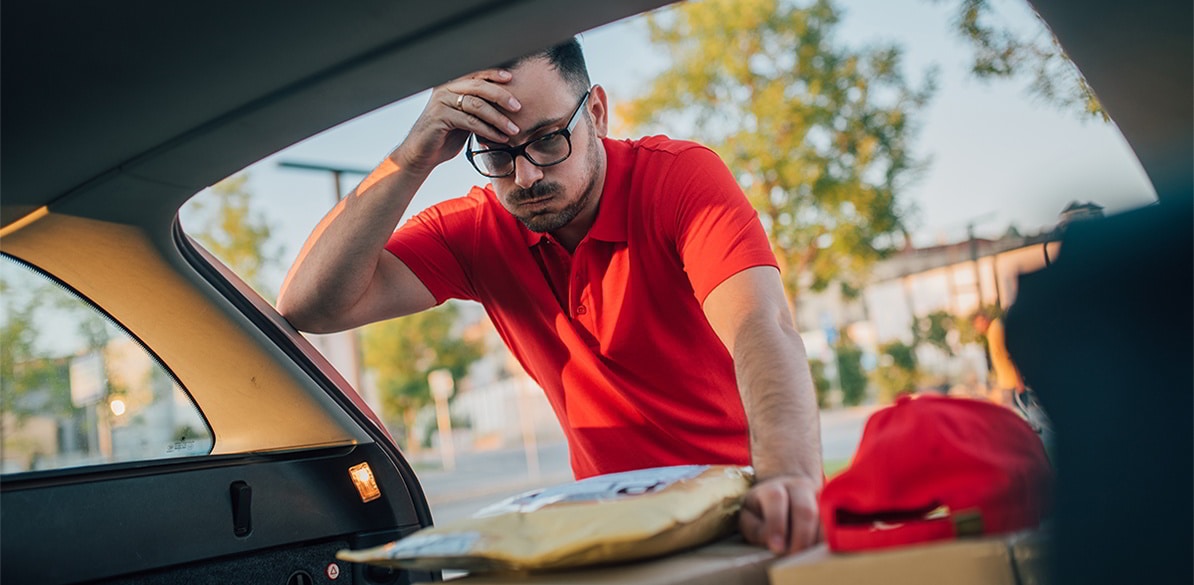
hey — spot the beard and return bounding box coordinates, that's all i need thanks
[509,129,603,233]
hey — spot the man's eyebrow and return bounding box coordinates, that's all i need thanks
[517,114,566,139]
[477,114,566,150]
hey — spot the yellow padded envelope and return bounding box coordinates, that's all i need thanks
[337,465,753,572]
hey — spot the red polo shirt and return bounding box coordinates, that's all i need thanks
[386,136,778,479]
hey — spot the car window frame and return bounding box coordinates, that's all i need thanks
[0,252,216,478]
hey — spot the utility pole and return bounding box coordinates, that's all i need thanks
[968,221,983,309]
[427,369,456,472]
[943,211,996,314]
[278,160,371,200]
[506,353,541,482]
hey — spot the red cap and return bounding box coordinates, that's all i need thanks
[819,394,1052,552]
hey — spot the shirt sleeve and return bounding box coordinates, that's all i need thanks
[384,189,484,304]
[663,145,779,303]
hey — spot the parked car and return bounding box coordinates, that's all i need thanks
[1,1,1188,584]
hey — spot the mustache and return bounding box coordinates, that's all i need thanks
[509,181,561,203]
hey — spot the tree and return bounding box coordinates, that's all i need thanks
[874,339,919,403]
[915,309,957,356]
[0,276,74,425]
[360,302,484,453]
[186,174,282,300]
[620,0,935,303]
[934,0,1105,120]
[0,267,77,468]
[834,334,868,406]
[807,357,832,408]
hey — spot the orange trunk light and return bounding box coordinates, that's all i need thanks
[349,462,382,503]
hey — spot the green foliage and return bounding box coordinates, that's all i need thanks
[360,302,484,445]
[621,0,935,302]
[885,339,918,372]
[956,303,1003,345]
[823,458,850,478]
[873,340,919,403]
[934,0,1105,120]
[807,357,832,408]
[187,174,282,301]
[0,267,80,426]
[915,309,956,356]
[834,336,867,406]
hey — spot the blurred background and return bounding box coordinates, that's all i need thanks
[3,0,1156,522]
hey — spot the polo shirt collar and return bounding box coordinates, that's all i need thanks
[511,137,631,248]
[585,137,630,244]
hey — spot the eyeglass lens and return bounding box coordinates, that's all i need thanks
[474,134,572,177]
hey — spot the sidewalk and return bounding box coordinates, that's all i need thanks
[409,403,879,506]
[412,441,573,506]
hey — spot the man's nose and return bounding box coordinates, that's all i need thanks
[512,155,544,189]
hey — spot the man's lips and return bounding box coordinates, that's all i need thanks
[511,182,561,209]
[518,195,554,207]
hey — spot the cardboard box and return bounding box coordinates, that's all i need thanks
[769,531,1048,585]
[1008,532,1049,585]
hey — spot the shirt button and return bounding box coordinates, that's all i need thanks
[575,305,588,315]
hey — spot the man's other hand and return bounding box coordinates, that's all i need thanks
[739,474,821,555]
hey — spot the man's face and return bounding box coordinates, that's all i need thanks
[483,58,606,234]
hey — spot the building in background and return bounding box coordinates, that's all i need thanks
[796,221,1065,402]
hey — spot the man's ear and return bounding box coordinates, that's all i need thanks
[589,84,609,138]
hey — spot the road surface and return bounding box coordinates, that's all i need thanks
[416,404,879,525]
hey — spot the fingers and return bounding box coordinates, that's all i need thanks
[739,476,822,555]
[784,479,821,552]
[449,92,520,143]
[740,494,768,553]
[398,68,523,171]
[452,69,522,113]
[763,482,792,553]
[438,69,522,143]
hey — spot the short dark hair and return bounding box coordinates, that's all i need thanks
[499,37,591,93]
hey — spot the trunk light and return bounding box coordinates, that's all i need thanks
[349,462,381,503]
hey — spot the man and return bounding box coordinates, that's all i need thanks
[278,38,822,555]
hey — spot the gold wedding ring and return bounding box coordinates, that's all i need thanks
[456,93,466,110]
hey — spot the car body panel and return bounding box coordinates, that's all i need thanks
[2,444,427,584]
[1030,0,1192,199]
[1,0,676,228]
[1,211,365,454]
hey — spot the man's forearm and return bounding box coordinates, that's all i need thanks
[277,152,428,332]
[729,303,825,554]
[733,314,823,483]
[279,66,523,332]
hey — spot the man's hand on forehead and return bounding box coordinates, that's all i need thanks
[397,67,525,173]
[440,68,523,144]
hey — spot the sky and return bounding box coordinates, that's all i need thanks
[183,0,1157,294]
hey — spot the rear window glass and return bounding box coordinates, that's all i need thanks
[1,255,213,474]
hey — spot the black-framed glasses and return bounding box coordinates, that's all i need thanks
[466,89,592,178]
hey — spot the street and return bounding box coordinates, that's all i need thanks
[416,404,878,525]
